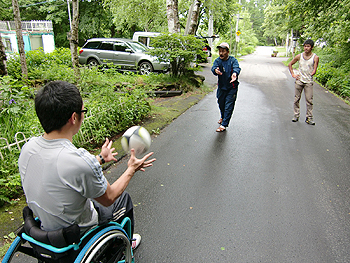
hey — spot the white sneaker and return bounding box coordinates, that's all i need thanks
[131,234,141,250]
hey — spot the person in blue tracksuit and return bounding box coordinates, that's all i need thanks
[211,42,241,132]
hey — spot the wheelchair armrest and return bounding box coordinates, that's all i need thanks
[22,206,80,248]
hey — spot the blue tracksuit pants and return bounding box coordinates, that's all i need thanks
[217,88,237,127]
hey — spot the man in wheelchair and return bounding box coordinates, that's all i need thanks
[13,80,156,261]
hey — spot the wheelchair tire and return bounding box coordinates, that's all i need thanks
[2,236,23,263]
[74,226,133,263]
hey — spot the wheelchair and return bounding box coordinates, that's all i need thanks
[2,206,134,263]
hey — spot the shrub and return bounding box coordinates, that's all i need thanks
[148,33,206,77]
[315,62,337,85]
[241,46,255,56]
[0,76,38,205]
[6,48,72,80]
[74,86,151,148]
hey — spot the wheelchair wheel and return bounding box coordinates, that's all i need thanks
[75,226,133,263]
[2,236,23,263]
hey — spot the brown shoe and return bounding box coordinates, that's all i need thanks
[218,118,223,124]
[216,125,226,132]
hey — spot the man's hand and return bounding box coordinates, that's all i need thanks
[99,138,118,163]
[230,73,237,83]
[128,149,156,172]
[215,67,223,75]
[292,73,300,80]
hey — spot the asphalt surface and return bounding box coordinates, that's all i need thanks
[8,47,350,262]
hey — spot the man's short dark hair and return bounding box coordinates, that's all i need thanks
[303,39,314,48]
[35,81,83,133]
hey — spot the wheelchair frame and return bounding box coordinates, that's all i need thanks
[3,217,134,263]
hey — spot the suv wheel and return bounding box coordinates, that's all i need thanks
[139,61,153,75]
[88,58,99,68]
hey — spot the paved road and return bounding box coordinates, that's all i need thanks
[110,47,350,262]
[8,47,350,262]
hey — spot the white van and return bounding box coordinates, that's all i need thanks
[132,32,160,48]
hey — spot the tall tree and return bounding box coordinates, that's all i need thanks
[184,0,202,35]
[0,35,7,76]
[104,0,167,35]
[191,0,241,37]
[262,3,288,45]
[69,0,80,79]
[11,0,28,80]
[166,0,180,33]
[241,0,268,45]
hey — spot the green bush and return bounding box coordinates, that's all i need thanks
[0,76,38,205]
[148,33,206,77]
[6,48,72,80]
[315,59,350,100]
[240,46,255,56]
[74,86,151,148]
[326,74,350,98]
[315,62,337,85]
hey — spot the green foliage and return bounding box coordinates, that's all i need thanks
[315,62,336,86]
[313,48,350,100]
[74,86,151,148]
[0,76,37,141]
[316,63,350,99]
[0,76,39,205]
[104,0,167,34]
[231,10,259,55]
[240,46,255,56]
[200,0,241,37]
[262,3,289,45]
[148,33,206,77]
[6,48,73,81]
[241,0,268,45]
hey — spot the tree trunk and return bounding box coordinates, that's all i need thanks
[185,0,201,35]
[69,0,80,81]
[0,35,8,76]
[12,0,28,80]
[166,0,180,33]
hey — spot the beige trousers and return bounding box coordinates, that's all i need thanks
[293,80,313,118]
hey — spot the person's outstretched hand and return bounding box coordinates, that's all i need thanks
[230,73,237,83]
[215,67,223,75]
[99,138,118,163]
[128,149,156,172]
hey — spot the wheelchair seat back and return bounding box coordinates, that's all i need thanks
[3,206,134,263]
[22,206,81,262]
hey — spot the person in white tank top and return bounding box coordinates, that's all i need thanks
[288,39,319,125]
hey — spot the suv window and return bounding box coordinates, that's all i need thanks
[84,41,101,49]
[114,42,128,52]
[138,37,147,46]
[128,42,148,53]
[100,42,114,51]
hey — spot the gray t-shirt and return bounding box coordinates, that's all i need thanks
[18,136,108,232]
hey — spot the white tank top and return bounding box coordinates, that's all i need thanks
[299,53,316,83]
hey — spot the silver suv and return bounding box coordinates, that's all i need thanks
[79,38,169,75]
